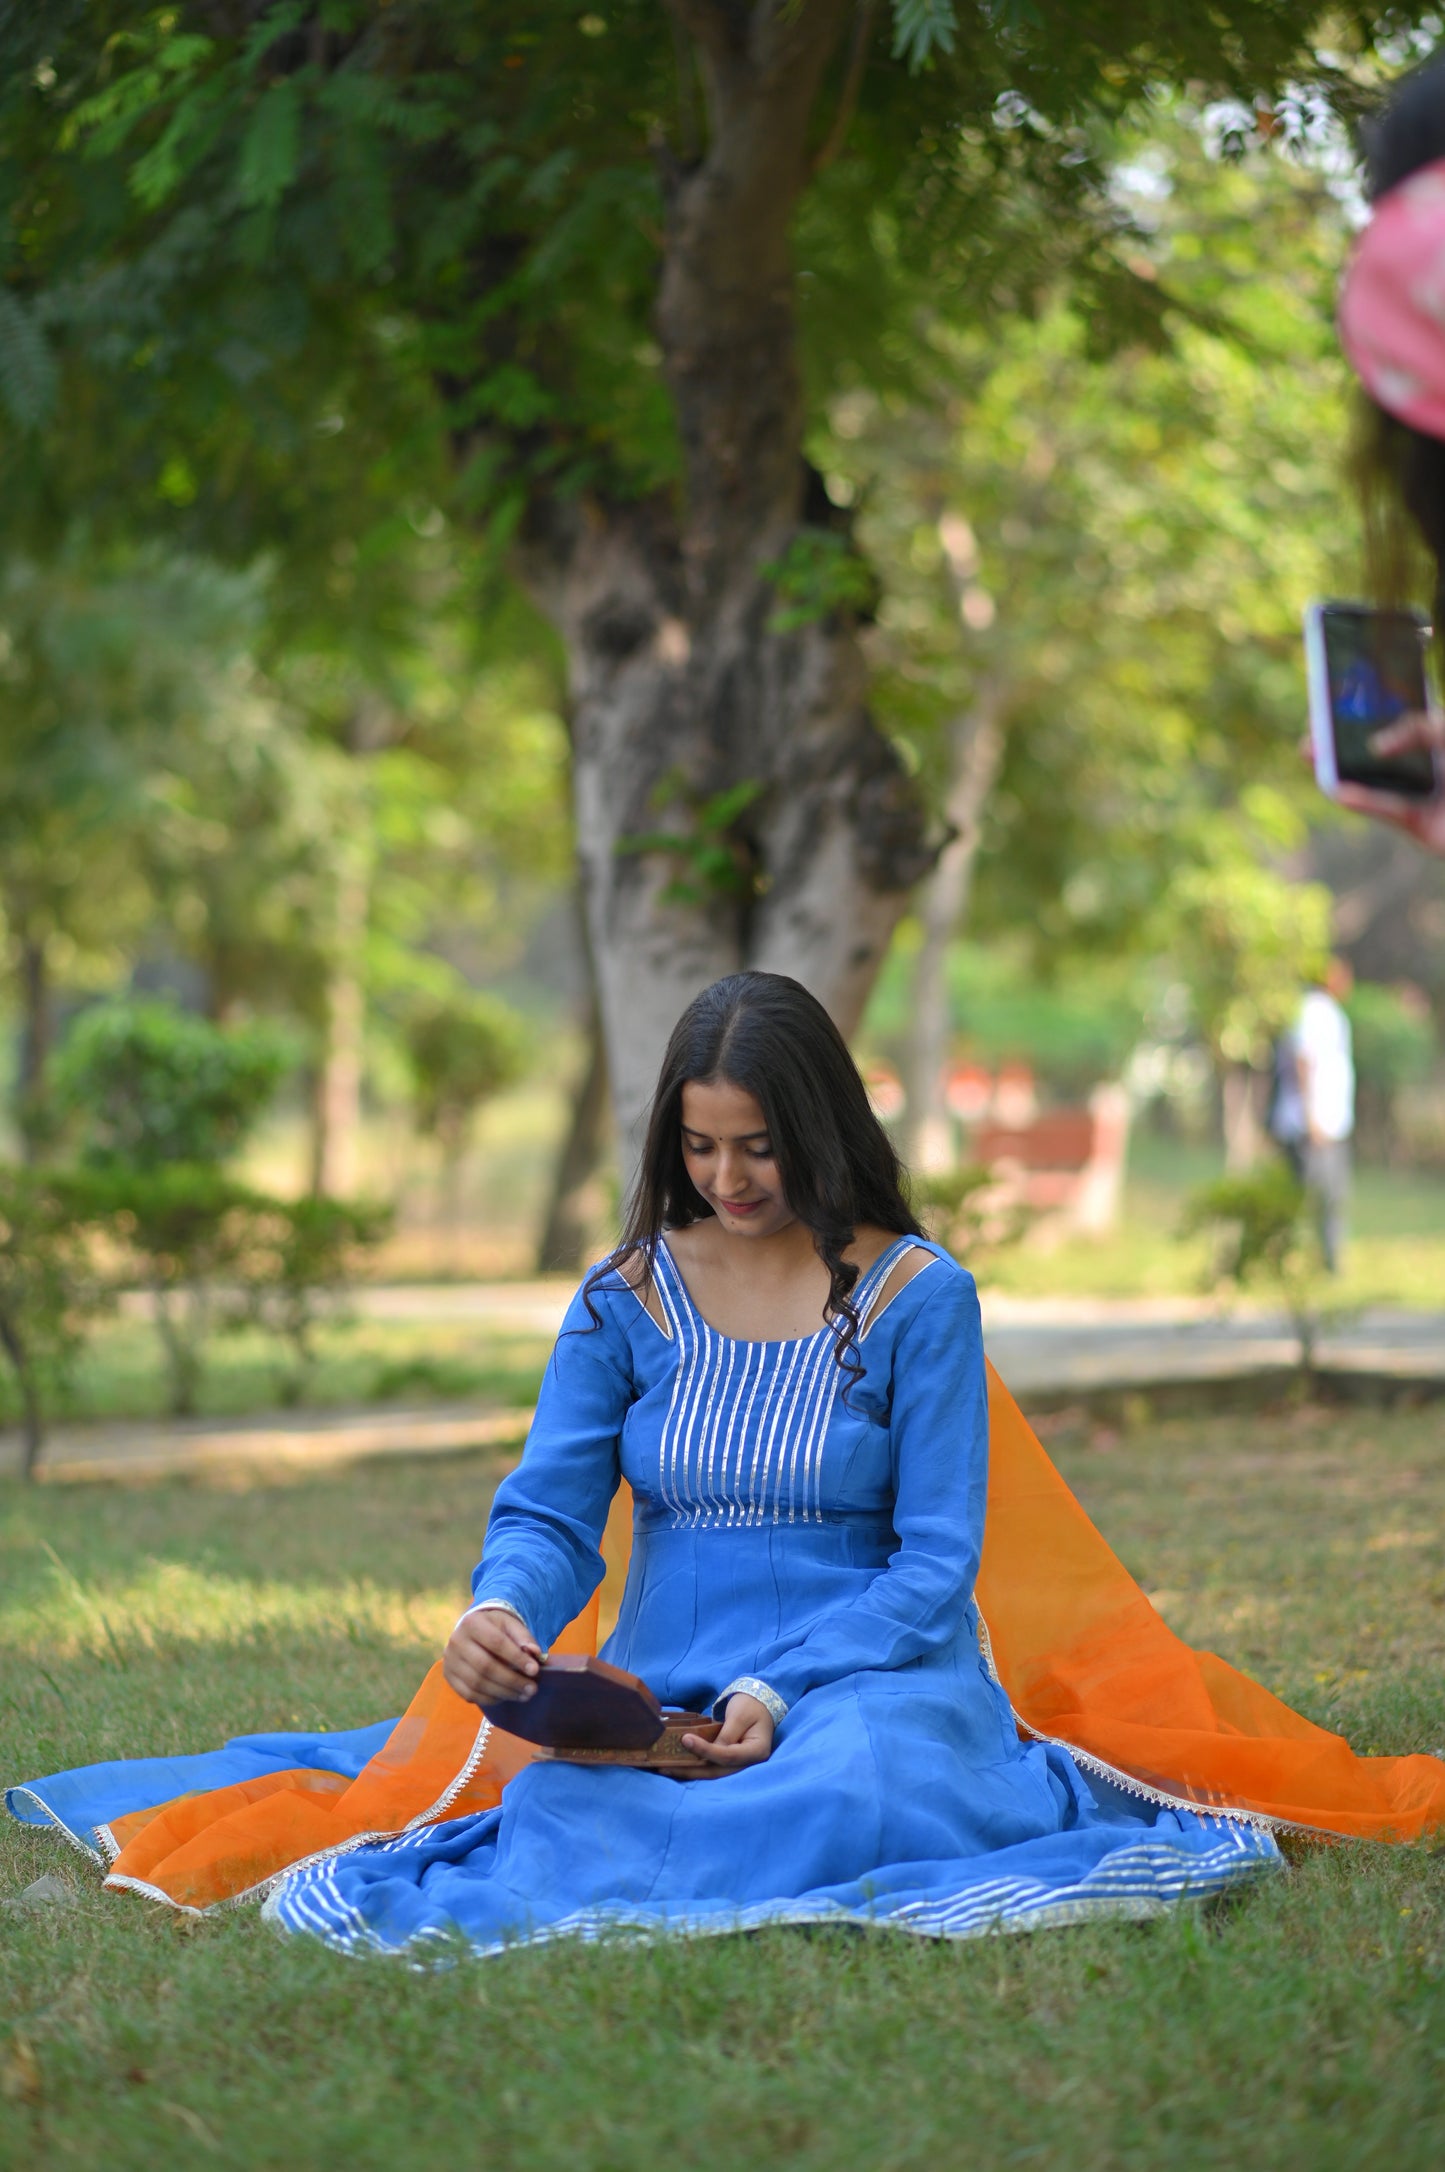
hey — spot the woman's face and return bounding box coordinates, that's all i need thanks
[679,1077,795,1239]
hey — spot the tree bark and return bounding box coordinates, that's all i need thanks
[310,836,369,1200]
[0,1312,43,1481]
[15,928,50,1163]
[535,997,610,1275]
[901,681,1006,1172]
[1221,1063,1263,1173]
[519,2,933,1180]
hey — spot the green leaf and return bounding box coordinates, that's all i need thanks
[890,0,958,69]
[762,531,875,632]
[236,78,303,210]
[130,82,227,209]
[697,780,765,834]
[239,2,308,77]
[63,37,215,158]
[0,290,57,431]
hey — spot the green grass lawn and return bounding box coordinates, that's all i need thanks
[0,1316,553,1433]
[3,1404,1443,2169]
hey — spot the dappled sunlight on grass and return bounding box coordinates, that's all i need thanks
[1052,1403,1445,1750]
[0,1555,460,1663]
[2,1414,1443,2168]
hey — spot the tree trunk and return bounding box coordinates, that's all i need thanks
[0,1313,43,1481]
[519,2,933,1181]
[536,997,611,1275]
[1221,1063,1263,1173]
[152,1279,205,1419]
[16,929,50,1163]
[310,842,369,1200]
[901,680,1006,1173]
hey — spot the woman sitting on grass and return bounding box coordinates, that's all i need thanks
[10,975,1445,1954]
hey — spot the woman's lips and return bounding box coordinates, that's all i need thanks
[719,1198,764,1216]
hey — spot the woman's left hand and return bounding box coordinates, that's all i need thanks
[1334,713,1445,859]
[682,1693,774,1775]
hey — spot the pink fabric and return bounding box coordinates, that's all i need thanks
[1340,158,1445,437]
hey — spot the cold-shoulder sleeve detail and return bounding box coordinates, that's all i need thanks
[736,1265,987,1713]
[468,1276,634,1649]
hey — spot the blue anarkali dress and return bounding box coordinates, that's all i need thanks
[260,1238,1277,1955]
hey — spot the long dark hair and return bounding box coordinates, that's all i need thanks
[1357,56,1445,626]
[585,971,923,1369]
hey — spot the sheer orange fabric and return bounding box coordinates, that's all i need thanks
[104,1363,1444,1912]
[975,1366,1445,1843]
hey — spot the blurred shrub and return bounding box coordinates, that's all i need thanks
[911,1164,1031,1266]
[1165,860,1331,1072]
[72,1168,390,1418]
[406,993,527,1164]
[73,1163,263,1417]
[237,1194,391,1407]
[44,1005,388,1415]
[1347,983,1438,1164]
[53,998,290,1170]
[1346,984,1436,1090]
[0,1167,112,1478]
[1179,1166,1320,1377]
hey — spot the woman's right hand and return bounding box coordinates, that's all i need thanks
[443,1607,542,1708]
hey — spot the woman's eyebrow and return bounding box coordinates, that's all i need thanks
[682,1127,771,1143]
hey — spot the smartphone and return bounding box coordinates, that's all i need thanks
[1304,600,1439,800]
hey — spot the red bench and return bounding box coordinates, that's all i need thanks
[971,1085,1130,1237]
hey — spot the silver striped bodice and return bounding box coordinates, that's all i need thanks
[645,1238,912,1530]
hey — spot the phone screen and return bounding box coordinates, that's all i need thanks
[1321,606,1437,797]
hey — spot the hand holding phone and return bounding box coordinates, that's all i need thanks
[1303,599,1445,856]
[1334,709,1445,857]
[1304,600,1440,800]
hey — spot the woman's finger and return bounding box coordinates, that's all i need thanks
[443,1611,543,1708]
[465,1656,537,1696]
[1368,709,1445,755]
[680,1710,773,1770]
[444,1651,537,1705]
[1335,781,1430,832]
[456,1612,541,1672]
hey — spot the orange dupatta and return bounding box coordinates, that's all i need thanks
[103,1361,1445,1913]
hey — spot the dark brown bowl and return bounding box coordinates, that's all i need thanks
[482,1654,667,1751]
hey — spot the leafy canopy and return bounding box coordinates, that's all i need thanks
[3,1,1435,567]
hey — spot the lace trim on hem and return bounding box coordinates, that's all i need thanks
[93,1714,499,1918]
[4,1786,105,1867]
[269,1826,1279,1963]
[972,1604,1342,1844]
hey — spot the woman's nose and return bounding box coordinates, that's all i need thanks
[717,1152,749,1196]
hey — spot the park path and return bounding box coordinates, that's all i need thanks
[7,1284,1443,1484]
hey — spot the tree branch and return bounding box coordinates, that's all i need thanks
[663,0,748,67]
[811,0,877,177]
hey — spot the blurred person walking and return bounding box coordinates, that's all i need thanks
[1295,959,1356,1273]
[1266,1017,1308,1181]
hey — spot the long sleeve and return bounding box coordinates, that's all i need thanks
[737,1268,988,1715]
[468,1279,634,1649]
